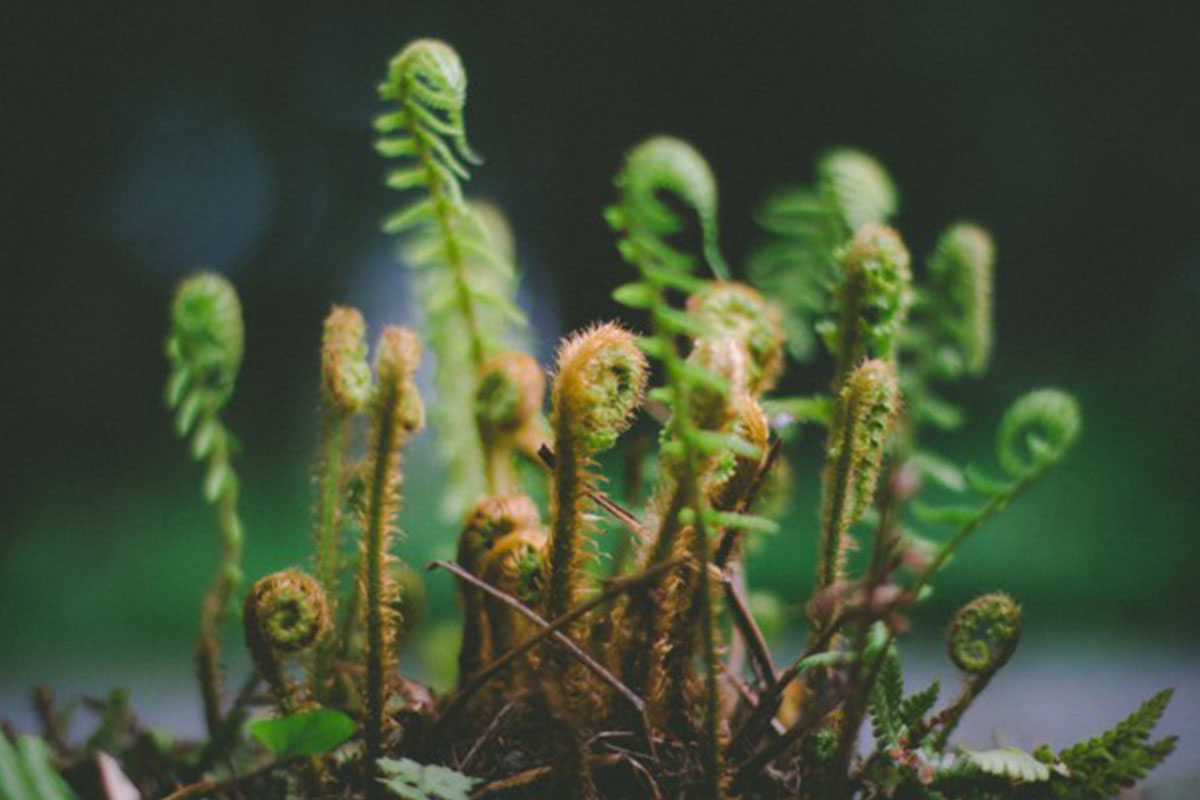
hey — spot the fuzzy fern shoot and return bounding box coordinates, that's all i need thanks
[7,35,1167,800]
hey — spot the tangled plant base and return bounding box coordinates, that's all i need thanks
[5,37,1174,800]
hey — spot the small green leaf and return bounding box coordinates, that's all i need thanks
[612,281,655,309]
[248,709,355,760]
[378,757,481,800]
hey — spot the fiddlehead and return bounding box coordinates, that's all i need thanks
[813,359,901,619]
[748,148,897,361]
[926,223,994,378]
[606,135,729,281]
[947,592,1021,677]
[817,147,899,234]
[358,326,424,795]
[311,305,372,699]
[376,40,525,517]
[686,282,785,396]
[243,570,330,714]
[823,223,913,389]
[611,136,761,797]
[544,323,647,625]
[164,271,245,738]
[932,593,1022,747]
[911,389,1081,586]
[455,494,542,687]
[475,351,545,494]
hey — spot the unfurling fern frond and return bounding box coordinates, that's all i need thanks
[376,40,525,517]
[607,135,729,282]
[815,359,901,598]
[926,222,995,378]
[910,389,1081,584]
[244,570,330,713]
[823,223,913,388]
[164,271,246,738]
[747,148,897,361]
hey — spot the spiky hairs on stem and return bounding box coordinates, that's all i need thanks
[824,224,913,390]
[312,306,372,700]
[815,359,900,607]
[359,326,423,796]
[928,223,995,377]
[376,40,525,518]
[243,570,330,714]
[545,323,647,623]
[164,271,245,739]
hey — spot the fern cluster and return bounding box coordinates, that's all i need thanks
[6,36,1176,800]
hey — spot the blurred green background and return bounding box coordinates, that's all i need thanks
[2,0,1198,788]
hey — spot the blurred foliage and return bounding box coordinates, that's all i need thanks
[1,1,1198,676]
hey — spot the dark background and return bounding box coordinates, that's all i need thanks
[2,1,1198,785]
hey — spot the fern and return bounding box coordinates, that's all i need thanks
[868,644,904,747]
[900,680,941,732]
[748,148,897,361]
[376,40,525,516]
[0,734,78,800]
[909,389,1082,585]
[1051,689,1177,799]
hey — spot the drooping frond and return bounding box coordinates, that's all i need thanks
[376,40,525,517]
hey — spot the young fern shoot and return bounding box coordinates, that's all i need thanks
[164,271,245,738]
[358,327,424,796]
[312,306,372,698]
[611,136,767,798]
[376,40,525,516]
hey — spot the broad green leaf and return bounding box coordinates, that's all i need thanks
[248,709,355,760]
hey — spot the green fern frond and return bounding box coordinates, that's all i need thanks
[747,148,897,361]
[868,644,904,747]
[0,733,78,800]
[900,680,941,731]
[909,389,1081,584]
[377,39,525,517]
[1052,689,1176,799]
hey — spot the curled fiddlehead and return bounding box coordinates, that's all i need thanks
[818,148,900,234]
[475,351,546,494]
[544,323,647,624]
[932,593,1022,747]
[243,570,330,713]
[748,148,897,361]
[948,592,1021,677]
[358,326,424,794]
[455,494,543,686]
[611,136,766,796]
[311,305,372,698]
[376,40,525,517]
[164,271,245,738]
[911,389,1081,587]
[686,281,786,396]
